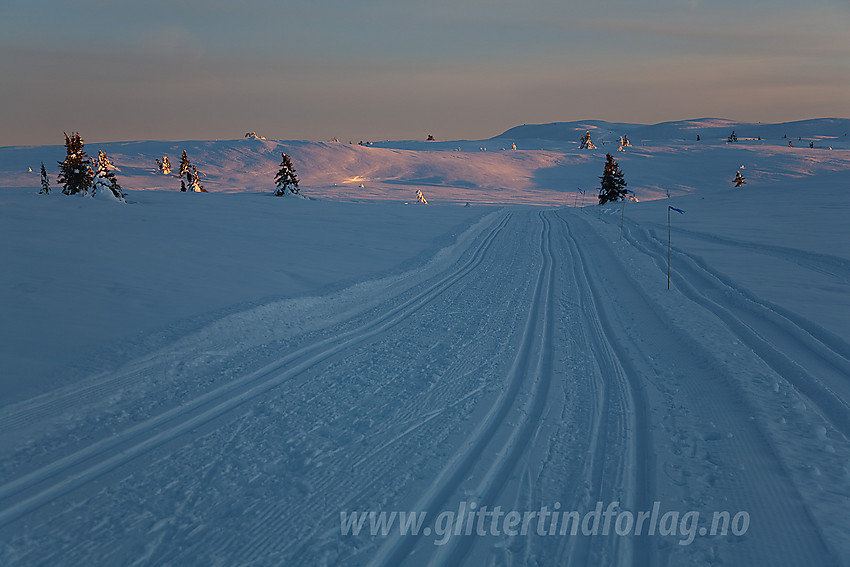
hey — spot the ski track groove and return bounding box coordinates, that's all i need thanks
[0,212,513,529]
[0,354,181,434]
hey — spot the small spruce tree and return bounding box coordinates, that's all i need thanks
[598,153,628,204]
[273,153,300,196]
[92,150,126,201]
[728,130,738,143]
[57,132,94,195]
[734,170,746,187]
[39,162,51,194]
[179,150,191,191]
[188,164,206,192]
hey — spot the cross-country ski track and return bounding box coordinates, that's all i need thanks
[1,208,848,566]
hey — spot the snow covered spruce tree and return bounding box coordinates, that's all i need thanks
[178,150,191,191]
[92,150,127,201]
[734,170,746,187]
[598,153,628,204]
[728,130,738,143]
[57,132,94,195]
[39,162,51,194]
[177,151,205,192]
[188,164,206,192]
[273,153,300,196]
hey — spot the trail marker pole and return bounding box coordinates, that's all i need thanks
[619,190,633,241]
[667,205,685,289]
[620,199,625,240]
[575,187,585,210]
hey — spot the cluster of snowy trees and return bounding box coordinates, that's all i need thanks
[155,151,206,192]
[40,132,126,202]
[178,151,205,192]
[41,133,304,200]
[152,149,301,197]
[580,130,597,149]
[595,149,749,205]
[581,130,633,151]
[155,156,171,175]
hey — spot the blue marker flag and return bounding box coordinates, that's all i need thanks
[669,206,685,214]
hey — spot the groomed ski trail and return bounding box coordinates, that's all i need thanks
[1,208,848,566]
[0,213,513,529]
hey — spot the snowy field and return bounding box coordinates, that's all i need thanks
[1,118,849,566]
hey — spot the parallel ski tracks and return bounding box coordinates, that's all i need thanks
[579,211,839,564]
[7,205,843,565]
[556,211,653,567]
[0,212,513,529]
[645,222,850,283]
[622,220,850,440]
[426,211,558,566]
[367,211,558,566]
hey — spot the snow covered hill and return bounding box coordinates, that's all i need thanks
[497,117,850,144]
[3,118,848,205]
[1,119,849,566]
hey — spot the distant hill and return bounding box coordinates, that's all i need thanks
[495,118,850,143]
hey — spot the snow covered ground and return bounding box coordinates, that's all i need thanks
[1,119,849,566]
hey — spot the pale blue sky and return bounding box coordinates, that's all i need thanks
[1,0,848,145]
